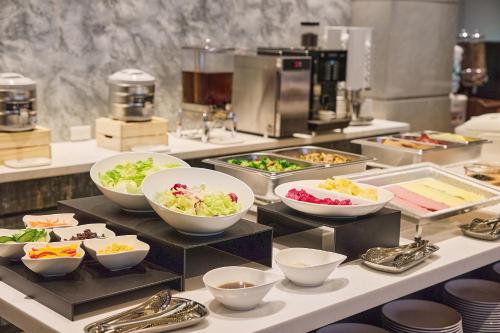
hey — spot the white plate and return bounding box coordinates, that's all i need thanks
[52,223,116,242]
[0,229,51,259]
[23,213,79,229]
[90,152,190,211]
[21,241,84,277]
[274,180,393,217]
[84,235,149,271]
[142,168,254,236]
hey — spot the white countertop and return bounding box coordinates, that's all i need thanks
[0,209,498,333]
[0,119,409,183]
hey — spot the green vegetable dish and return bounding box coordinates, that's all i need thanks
[0,229,47,244]
[227,157,303,172]
[155,183,240,217]
[99,158,181,194]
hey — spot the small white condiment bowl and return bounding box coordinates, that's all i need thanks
[83,235,149,271]
[275,180,394,217]
[21,241,84,277]
[52,223,116,243]
[203,266,282,311]
[275,248,346,287]
[23,213,79,229]
[0,229,51,259]
[90,152,190,212]
[142,168,254,236]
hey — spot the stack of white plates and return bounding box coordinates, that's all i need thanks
[382,299,463,333]
[317,323,390,333]
[443,279,500,333]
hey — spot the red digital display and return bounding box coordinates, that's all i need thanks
[293,60,303,69]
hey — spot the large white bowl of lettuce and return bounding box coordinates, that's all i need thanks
[142,168,254,236]
[90,152,190,212]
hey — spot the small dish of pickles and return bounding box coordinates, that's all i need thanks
[0,228,50,259]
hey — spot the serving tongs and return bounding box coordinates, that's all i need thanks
[361,240,430,266]
[459,217,500,240]
[85,291,208,333]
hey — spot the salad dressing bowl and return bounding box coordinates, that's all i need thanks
[84,235,149,271]
[275,180,394,217]
[275,248,346,287]
[90,152,190,212]
[0,229,50,259]
[142,168,255,236]
[21,241,84,277]
[203,266,282,310]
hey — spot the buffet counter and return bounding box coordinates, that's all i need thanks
[0,209,498,333]
[0,119,408,184]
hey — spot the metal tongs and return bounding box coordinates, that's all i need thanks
[362,240,430,267]
[85,290,208,333]
[462,217,500,236]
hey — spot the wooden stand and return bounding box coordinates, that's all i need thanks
[0,127,51,163]
[95,117,168,151]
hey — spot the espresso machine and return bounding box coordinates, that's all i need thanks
[177,41,236,143]
[231,53,312,137]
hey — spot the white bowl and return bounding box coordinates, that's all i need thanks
[0,229,51,259]
[23,213,79,229]
[52,223,116,242]
[203,266,282,310]
[21,241,84,277]
[83,235,149,271]
[142,168,254,236]
[275,248,346,287]
[90,152,190,212]
[275,180,394,217]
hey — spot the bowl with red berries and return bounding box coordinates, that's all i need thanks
[274,179,393,217]
[142,168,254,236]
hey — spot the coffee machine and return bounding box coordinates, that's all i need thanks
[231,53,312,137]
[257,47,349,133]
[177,41,236,143]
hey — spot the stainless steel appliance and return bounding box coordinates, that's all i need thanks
[257,47,349,133]
[108,69,155,122]
[0,73,37,132]
[232,54,311,137]
[177,43,236,143]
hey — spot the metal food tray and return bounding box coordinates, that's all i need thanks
[203,151,368,202]
[361,244,439,273]
[347,163,500,224]
[266,145,372,166]
[352,135,485,166]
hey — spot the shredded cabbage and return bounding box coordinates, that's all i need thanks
[155,184,240,217]
[99,158,180,194]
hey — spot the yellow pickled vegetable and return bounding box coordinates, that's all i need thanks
[98,243,134,254]
[318,178,378,201]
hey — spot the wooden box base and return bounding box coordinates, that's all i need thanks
[96,117,168,151]
[0,127,51,163]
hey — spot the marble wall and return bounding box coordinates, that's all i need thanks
[0,0,350,141]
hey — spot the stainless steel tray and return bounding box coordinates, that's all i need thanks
[348,163,500,223]
[352,135,484,166]
[266,146,372,166]
[361,244,439,273]
[204,151,368,202]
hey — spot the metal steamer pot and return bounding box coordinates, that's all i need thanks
[108,69,155,121]
[0,73,37,132]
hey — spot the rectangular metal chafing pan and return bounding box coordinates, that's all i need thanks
[352,135,484,166]
[265,146,373,166]
[347,163,500,223]
[203,151,368,202]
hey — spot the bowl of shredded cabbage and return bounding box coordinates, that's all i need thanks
[90,152,190,212]
[142,168,254,236]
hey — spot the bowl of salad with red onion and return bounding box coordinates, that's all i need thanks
[141,168,254,236]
